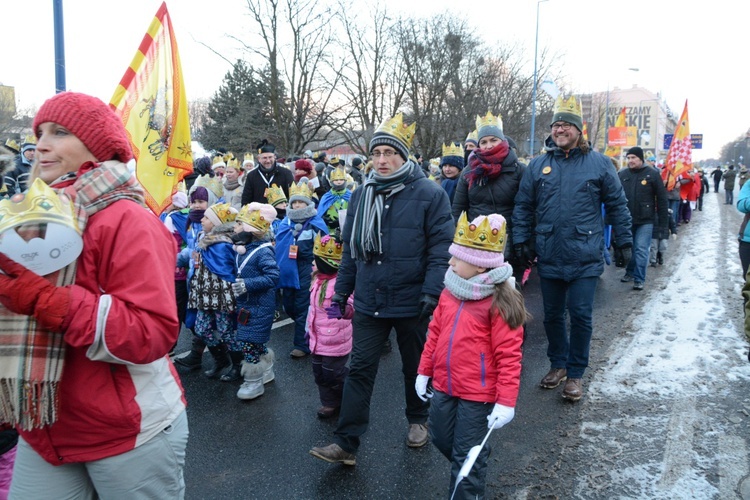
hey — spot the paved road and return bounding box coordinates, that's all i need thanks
[175,193,749,499]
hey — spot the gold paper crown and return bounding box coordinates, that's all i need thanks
[453,212,506,253]
[237,205,272,233]
[193,174,224,198]
[4,139,19,153]
[176,180,187,195]
[243,153,255,164]
[212,155,226,168]
[442,142,463,158]
[209,202,237,224]
[0,178,80,235]
[329,157,340,165]
[553,95,583,118]
[290,180,314,200]
[227,157,239,169]
[329,167,347,182]
[223,152,235,163]
[465,129,478,143]
[264,183,287,206]
[429,158,440,167]
[22,134,37,146]
[475,111,503,134]
[313,232,343,261]
[374,113,416,149]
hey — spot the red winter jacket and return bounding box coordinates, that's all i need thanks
[418,288,523,407]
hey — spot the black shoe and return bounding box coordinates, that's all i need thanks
[204,345,231,378]
[174,349,204,370]
[657,253,663,265]
[620,274,634,282]
[220,352,244,382]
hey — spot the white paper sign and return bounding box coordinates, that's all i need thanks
[0,222,83,276]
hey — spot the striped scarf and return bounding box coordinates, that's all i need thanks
[349,161,413,261]
[0,160,144,430]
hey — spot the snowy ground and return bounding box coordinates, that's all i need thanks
[566,193,750,499]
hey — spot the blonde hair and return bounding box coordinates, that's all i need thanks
[491,281,530,329]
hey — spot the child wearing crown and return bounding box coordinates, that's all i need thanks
[186,202,241,381]
[317,166,351,236]
[416,212,528,499]
[306,233,354,418]
[230,202,280,399]
[275,180,328,357]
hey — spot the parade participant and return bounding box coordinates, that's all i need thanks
[162,189,190,352]
[5,135,35,195]
[677,167,697,224]
[513,95,632,402]
[264,183,289,236]
[417,212,525,499]
[317,166,351,236]
[723,165,737,205]
[463,129,478,166]
[231,202,280,400]
[2,92,187,498]
[211,154,226,179]
[438,142,464,204]
[275,180,328,358]
[309,113,454,465]
[241,140,294,205]
[223,159,243,210]
[736,179,750,278]
[618,147,668,291]
[452,112,528,284]
[306,233,354,419]
[187,202,240,381]
[711,165,723,193]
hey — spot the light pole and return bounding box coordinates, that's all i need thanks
[529,0,549,157]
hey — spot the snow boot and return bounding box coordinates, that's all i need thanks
[261,348,275,384]
[220,351,244,382]
[237,360,266,400]
[174,337,206,371]
[204,344,230,379]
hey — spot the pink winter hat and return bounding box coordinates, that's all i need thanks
[449,213,507,268]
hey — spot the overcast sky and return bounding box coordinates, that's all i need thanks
[2,0,745,160]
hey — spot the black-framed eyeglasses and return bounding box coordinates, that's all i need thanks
[370,150,398,159]
[551,123,573,131]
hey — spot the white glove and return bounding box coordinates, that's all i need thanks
[415,374,433,402]
[231,279,247,297]
[487,404,514,430]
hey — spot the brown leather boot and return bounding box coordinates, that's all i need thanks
[540,368,567,389]
[562,378,583,401]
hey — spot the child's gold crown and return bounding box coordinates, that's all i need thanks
[264,184,287,206]
[329,167,347,182]
[290,180,314,199]
[313,232,343,261]
[209,203,237,224]
[374,113,416,149]
[453,212,506,253]
[237,205,271,233]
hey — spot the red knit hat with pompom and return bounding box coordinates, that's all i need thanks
[33,92,133,163]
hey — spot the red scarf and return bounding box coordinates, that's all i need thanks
[466,141,510,188]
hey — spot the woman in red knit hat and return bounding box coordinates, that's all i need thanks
[0,92,188,498]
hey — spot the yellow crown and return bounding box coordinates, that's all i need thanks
[23,135,37,146]
[243,153,255,165]
[0,178,81,235]
[208,202,237,224]
[475,111,503,134]
[442,142,463,157]
[264,183,287,206]
[453,212,506,253]
[212,155,226,168]
[290,180,314,200]
[175,180,187,195]
[429,158,440,167]
[374,113,416,149]
[223,152,235,163]
[193,174,224,199]
[237,205,272,234]
[4,139,19,153]
[227,157,239,169]
[313,232,343,261]
[329,167,347,182]
[553,95,582,118]
[465,129,478,143]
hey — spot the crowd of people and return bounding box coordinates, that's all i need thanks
[0,89,734,499]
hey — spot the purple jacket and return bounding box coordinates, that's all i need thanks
[306,274,354,357]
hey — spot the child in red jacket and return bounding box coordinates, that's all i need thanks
[416,212,527,499]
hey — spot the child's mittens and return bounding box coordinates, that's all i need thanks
[324,304,343,319]
[415,374,433,402]
[232,279,247,297]
[487,404,514,430]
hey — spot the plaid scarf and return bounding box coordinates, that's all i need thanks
[0,160,144,430]
[466,141,510,188]
[349,161,413,261]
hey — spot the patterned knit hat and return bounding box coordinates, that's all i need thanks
[33,92,133,163]
[449,213,507,268]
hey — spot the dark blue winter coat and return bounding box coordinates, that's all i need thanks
[235,239,279,344]
[512,139,632,281]
[336,164,454,318]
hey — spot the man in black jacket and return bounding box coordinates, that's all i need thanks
[240,140,294,205]
[309,113,454,465]
[618,147,668,290]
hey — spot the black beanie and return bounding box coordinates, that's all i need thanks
[626,147,644,163]
[351,157,363,168]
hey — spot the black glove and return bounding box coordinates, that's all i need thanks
[620,244,632,266]
[330,293,349,318]
[417,294,439,324]
[513,242,536,265]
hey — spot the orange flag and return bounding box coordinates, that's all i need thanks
[605,107,627,157]
[661,100,691,190]
[582,121,589,142]
[110,2,193,215]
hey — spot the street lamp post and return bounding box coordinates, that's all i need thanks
[529,0,549,157]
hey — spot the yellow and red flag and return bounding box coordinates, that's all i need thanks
[110,2,193,215]
[582,121,588,142]
[605,107,627,157]
[661,100,691,190]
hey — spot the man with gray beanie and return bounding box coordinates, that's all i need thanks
[310,113,454,465]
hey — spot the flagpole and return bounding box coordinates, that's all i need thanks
[53,0,66,93]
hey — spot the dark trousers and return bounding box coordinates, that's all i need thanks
[429,390,493,500]
[740,240,750,281]
[678,200,692,223]
[282,288,311,353]
[312,354,349,408]
[539,276,598,379]
[714,180,720,192]
[726,188,735,205]
[333,312,429,453]
[175,280,189,331]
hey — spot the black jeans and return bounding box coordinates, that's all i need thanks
[333,312,429,453]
